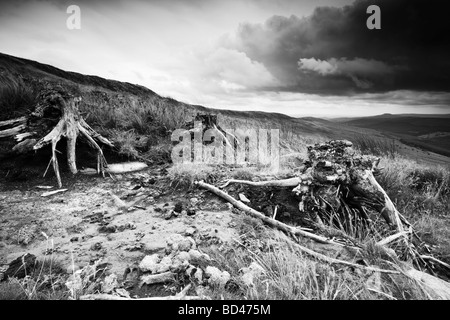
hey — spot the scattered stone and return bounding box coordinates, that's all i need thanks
[166,234,185,253]
[187,208,196,216]
[190,197,199,205]
[155,256,172,273]
[90,242,102,251]
[194,268,203,283]
[240,262,265,287]
[205,266,230,287]
[66,264,80,274]
[139,254,160,273]
[70,236,79,242]
[102,273,119,293]
[115,288,131,298]
[170,259,189,273]
[117,223,136,232]
[188,249,211,264]
[174,202,184,213]
[174,251,190,263]
[181,210,187,216]
[178,237,196,252]
[184,227,196,236]
[3,253,36,280]
[124,242,144,252]
[238,193,251,203]
[195,285,208,298]
[98,225,117,233]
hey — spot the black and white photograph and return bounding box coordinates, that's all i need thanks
[0,0,449,305]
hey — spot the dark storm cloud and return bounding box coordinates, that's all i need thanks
[222,0,450,94]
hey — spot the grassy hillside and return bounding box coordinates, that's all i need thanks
[1,52,449,167]
[340,114,450,158]
[1,53,450,300]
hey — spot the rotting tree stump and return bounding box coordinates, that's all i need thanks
[222,140,405,238]
[0,88,113,187]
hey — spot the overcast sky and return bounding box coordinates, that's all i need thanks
[1,0,449,117]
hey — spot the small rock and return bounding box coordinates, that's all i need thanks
[102,273,119,293]
[190,197,199,205]
[178,237,196,252]
[156,256,172,273]
[175,251,190,263]
[187,208,196,216]
[184,227,196,236]
[188,249,210,264]
[139,254,160,273]
[194,268,203,283]
[90,242,102,251]
[66,264,80,274]
[181,210,187,216]
[240,262,265,287]
[205,266,230,287]
[174,202,183,213]
[166,234,185,252]
[238,193,251,203]
[115,288,131,298]
[70,237,79,242]
[145,242,165,253]
[195,285,208,298]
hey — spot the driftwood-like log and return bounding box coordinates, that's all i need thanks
[289,238,400,274]
[0,123,26,138]
[405,268,450,300]
[221,177,301,189]
[196,180,343,246]
[80,284,200,300]
[0,116,27,128]
[139,271,175,287]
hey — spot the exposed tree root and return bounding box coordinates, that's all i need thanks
[196,180,345,246]
[28,96,113,187]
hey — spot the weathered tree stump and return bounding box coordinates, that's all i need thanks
[0,88,113,187]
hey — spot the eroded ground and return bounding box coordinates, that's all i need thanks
[0,165,239,290]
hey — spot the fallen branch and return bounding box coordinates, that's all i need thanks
[404,267,450,299]
[289,237,400,274]
[41,189,68,197]
[0,124,26,138]
[80,284,200,300]
[221,177,301,189]
[377,231,410,246]
[196,180,343,246]
[139,271,175,287]
[0,116,27,128]
[420,255,450,270]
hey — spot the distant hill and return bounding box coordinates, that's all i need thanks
[1,52,449,166]
[339,114,450,157]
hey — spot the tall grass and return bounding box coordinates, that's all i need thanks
[0,75,38,121]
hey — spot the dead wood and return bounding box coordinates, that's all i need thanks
[289,237,400,274]
[139,271,176,287]
[404,268,450,299]
[0,116,27,128]
[221,177,301,188]
[196,180,344,246]
[0,123,27,138]
[2,89,114,187]
[80,284,200,300]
